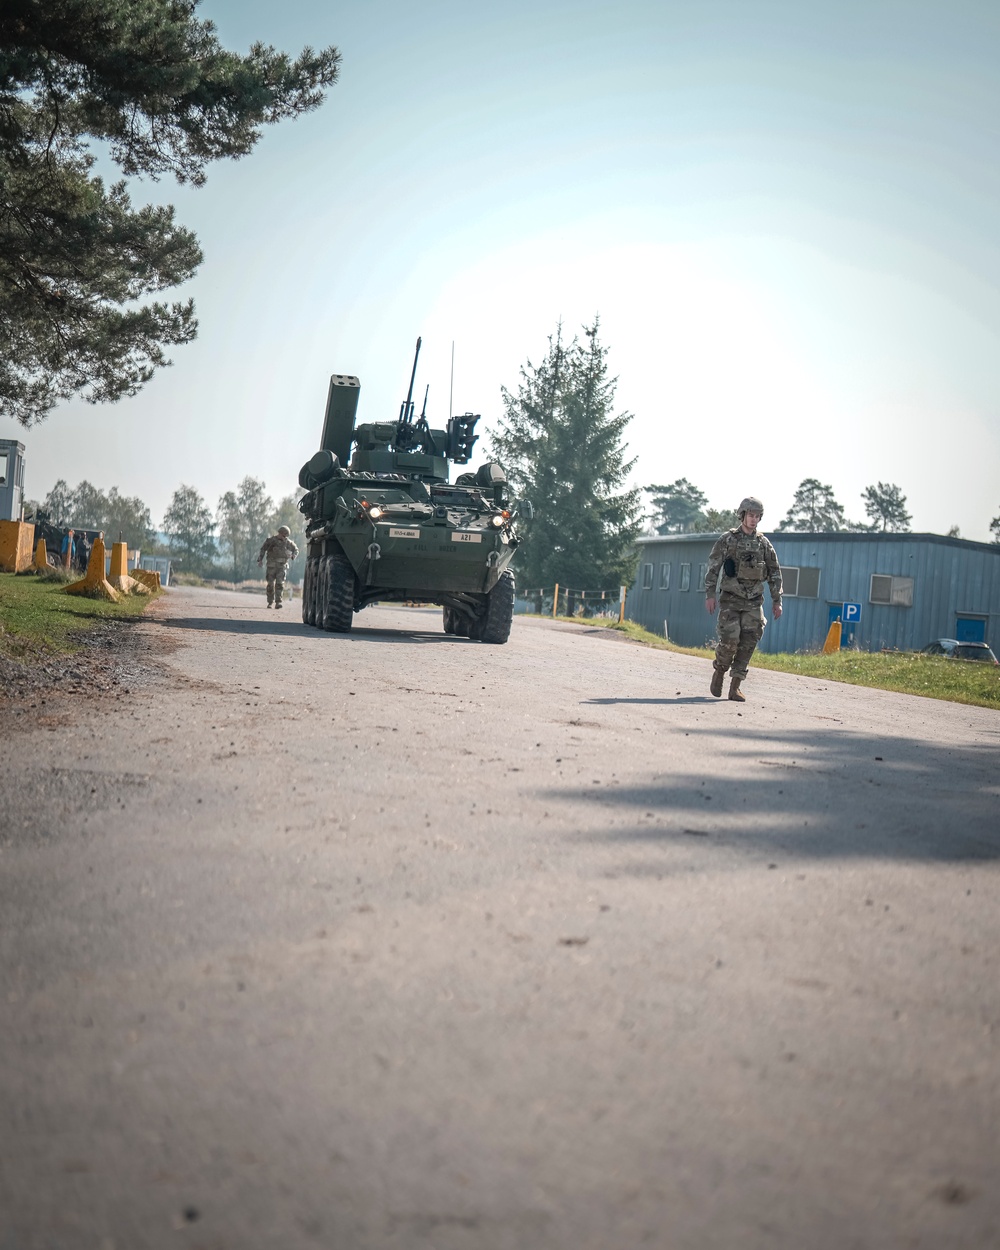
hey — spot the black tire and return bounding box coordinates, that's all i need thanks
[468,612,485,640]
[454,614,470,638]
[443,606,456,635]
[319,551,355,632]
[480,569,514,644]
[302,558,316,625]
[309,558,320,625]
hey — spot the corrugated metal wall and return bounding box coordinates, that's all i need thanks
[626,531,1000,653]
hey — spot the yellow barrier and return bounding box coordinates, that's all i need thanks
[65,537,119,601]
[107,540,150,595]
[0,519,36,573]
[131,568,161,591]
[34,537,48,569]
[822,619,842,653]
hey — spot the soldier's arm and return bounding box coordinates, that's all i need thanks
[705,534,729,613]
[764,539,783,613]
[705,535,728,599]
[289,541,299,559]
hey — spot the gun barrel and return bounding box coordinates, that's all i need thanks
[400,336,421,424]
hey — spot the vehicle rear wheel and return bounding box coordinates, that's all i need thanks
[480,569,514,644]
[319,551,356,632]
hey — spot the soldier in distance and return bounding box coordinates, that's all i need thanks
[705,497,782,702]
[257,525,299,609]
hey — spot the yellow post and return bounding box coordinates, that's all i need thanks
[34,537,48,569]
[822,619,842,653]
[552,583,559,618]
[108,540,149,595]
[618,585,626,624]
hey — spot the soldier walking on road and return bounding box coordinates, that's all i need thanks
[705,497,782,702]
[257,526,299,609]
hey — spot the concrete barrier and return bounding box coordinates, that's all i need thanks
[822,620,842,654]
[0,519,36,573]
[65,537,119,601]
[131,568,161,591]
[108,540,149,595]
[34,537,48,569]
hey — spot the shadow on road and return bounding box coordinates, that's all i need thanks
[587,696,718,706]
[548,724,1000,863]
[152,616,460,645]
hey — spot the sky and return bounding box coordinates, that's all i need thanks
[4,0,1000,540]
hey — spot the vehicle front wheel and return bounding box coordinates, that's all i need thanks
[480,570,514,644]
[443,605,456,635]
[319,551,356,632]
[302,558,318,625]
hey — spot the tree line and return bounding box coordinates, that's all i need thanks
[34,478,306,583]
[645,477,919,535]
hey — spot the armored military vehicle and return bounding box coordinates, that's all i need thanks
[297,338,526,641]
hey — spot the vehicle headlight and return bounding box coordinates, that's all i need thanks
[369,505,384,520]
[490,514,505,528]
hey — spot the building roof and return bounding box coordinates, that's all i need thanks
[636,530,1000,556]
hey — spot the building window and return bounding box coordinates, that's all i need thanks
[659,562,671,590]
[870,573,913,607]
[679,563,691,591]
[641,563,653,590]
[697,562,708,591]
[798,567,821,598]
[782,566,821,598]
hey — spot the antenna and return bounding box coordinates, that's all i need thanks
[449,340,455,421]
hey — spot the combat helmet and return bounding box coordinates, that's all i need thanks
[737,496,764,518]
[278,525,291,537]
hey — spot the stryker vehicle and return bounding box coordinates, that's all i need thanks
[297,338,527,641]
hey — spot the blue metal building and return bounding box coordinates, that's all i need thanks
[626,531,1000,653]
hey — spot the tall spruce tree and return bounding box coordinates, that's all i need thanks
[779,478,847,532]
[490,320,642,591]
[1,0,341,426]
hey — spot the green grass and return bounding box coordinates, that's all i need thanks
[566,616,1000,711]
[0,572,156,662]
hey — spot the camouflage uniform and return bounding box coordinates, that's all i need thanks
[257,532,299,607]
[706,526,782,684]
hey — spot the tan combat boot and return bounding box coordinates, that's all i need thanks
[710,666,726,698]
[728,676,745,702]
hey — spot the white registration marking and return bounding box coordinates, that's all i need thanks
[389,527,420,539]
[451,531,483,543]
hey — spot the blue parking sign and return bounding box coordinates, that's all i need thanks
[842,602,862,623]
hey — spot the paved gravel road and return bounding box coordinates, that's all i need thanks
[2,586,998,1250]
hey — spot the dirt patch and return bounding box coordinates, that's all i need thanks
[0,612,174,728]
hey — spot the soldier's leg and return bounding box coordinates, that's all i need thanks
[729,607,766,699]
[265,568,276,606]
[273,565,286,607]
[712,606,741,696]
